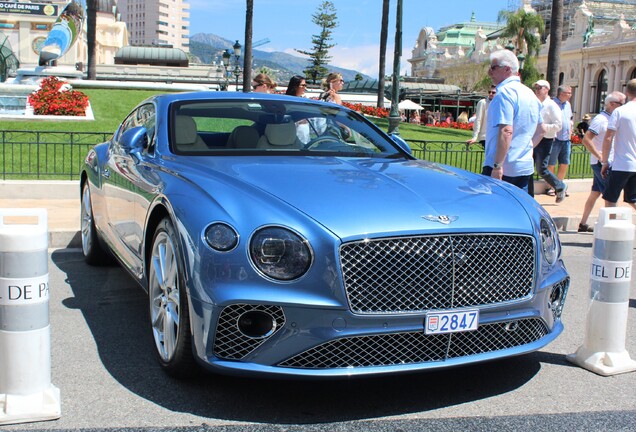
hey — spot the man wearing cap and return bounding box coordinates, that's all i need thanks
[532,79,567,202]
[482,49,544,192]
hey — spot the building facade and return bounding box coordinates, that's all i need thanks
[408,0,636,121]
[0,0,128,74]
[119,0,190,52]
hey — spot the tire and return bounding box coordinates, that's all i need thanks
[148,217,197,377]
[81,182,112,265]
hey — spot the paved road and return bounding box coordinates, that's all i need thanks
[3,232,636,431]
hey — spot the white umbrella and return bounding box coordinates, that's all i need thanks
[398,99,424,111]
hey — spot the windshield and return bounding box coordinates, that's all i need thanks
[169,98,404,158]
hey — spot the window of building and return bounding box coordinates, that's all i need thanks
[595,70,608,114]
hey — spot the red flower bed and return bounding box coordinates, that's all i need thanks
[342,101,390,118]
[28,76,89,116]
[429,121,474,131]
[570,134,582,144]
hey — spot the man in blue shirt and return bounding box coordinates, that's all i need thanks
[482,50,545,192]
[547,85,573,202]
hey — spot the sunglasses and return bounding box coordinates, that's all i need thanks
[299,84,307,88]
[488,91,496,94]
[252,82,264,89]
[489,64,504,71]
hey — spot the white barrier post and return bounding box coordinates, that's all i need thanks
[0,209,61,424]
[566,207,636,376]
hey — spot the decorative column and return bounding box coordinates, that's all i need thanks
[580,63,591,114]
[614,61,623,92]
[607,62,616,93]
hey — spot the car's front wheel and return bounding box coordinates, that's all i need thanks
[148,217,196,377]
[80,182,111,265]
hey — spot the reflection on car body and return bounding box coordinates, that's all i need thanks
[80,92,569,378]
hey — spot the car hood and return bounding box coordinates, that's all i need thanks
[183,156,533,239]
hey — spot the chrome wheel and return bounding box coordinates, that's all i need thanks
[148,217,196,376]
[80,184,94,257]
[149,230,181,362]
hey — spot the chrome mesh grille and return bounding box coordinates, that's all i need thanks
[214,304,286,360]
[278,318,548,369]
[340,234,535,314]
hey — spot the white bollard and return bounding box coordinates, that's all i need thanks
[0,209,60,425]
[566,207,636,376]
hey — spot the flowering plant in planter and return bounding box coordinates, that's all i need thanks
[28,76,89,116]
[341,102,390,118]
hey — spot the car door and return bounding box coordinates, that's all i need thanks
[102,104,155,274]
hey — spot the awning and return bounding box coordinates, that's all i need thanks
[398,99,424,111]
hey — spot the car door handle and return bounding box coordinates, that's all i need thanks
[103,168,110,178]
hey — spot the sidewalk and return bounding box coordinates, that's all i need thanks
[0,179,632,248]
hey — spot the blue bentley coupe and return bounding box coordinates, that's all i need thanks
[80,92,569,378]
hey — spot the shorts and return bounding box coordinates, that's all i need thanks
[590,162,607,193]
[602,169,636,203]
[548,139,571,165]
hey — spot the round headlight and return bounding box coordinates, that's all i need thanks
[205,223,238,252]
[249,227,312,281]
[540,218,559,264]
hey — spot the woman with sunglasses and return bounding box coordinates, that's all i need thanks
[319,72,344,105]
[285,75,307,97]
[252,73,277,93]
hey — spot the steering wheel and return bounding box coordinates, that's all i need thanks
[303,135,342,150]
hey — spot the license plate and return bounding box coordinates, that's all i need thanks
[425,309,479,335]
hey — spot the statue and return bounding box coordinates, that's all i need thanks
[39,2,84,66]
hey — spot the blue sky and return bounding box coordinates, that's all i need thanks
[188,0,513,77]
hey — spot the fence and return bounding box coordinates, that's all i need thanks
[0,130,593,180]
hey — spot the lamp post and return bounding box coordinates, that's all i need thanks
[455,88,461,121]
[517,52,526,79]
[221,50,231,91]
[232,40,242,92]
[387,0,403,135]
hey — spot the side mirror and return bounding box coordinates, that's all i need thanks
[119,126,147,163]
[390,133,412,155]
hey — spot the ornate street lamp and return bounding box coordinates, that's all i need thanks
[232,40,242,92]
[387,0,403,135]
[221,50,231,91]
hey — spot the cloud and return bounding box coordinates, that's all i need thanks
[328,45,411,78]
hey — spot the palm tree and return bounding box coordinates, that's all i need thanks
[242,0,253,93]
[546,0,563,97]
[377,0,389,108]
[86,0,97,80]
[498,8,545,57]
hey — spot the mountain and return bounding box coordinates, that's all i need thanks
[189,33,371,84]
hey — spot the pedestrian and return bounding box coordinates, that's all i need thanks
[482,49,544,192]
[319,72,344,105]
[251,73,276,93]
[601,79,636,209]
[546,85,573,196]
[576,114,591,138]
[457,111,469,124]
[579,91,626,231]
[531,79,567,201]
[285,75,307,97]
[467,85,496,147]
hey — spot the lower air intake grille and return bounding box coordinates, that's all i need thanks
[279,318,548,369]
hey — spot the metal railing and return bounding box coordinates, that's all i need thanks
[0,131,593,180]
[1,130,111,180]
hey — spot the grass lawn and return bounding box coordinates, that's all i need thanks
[2,88,473,142]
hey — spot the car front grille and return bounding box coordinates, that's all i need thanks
[340,234,535,314]
[278,317,548,369]
[214,304,286,360]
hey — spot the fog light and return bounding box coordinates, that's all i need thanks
[549,278,569,320]
[237,310,277,339]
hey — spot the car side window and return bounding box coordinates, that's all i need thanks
[113,103,156,152]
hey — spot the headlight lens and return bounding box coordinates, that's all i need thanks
[205,223,239,251]
[540,218,560,264]
[249,227,312,281]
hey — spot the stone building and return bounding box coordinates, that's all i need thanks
[408,0,636,121]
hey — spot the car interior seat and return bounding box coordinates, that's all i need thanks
[174,115,208,151]
[256,122,302,150]
[227,125,260,149]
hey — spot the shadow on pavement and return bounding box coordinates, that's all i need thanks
[51,250,541,424]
